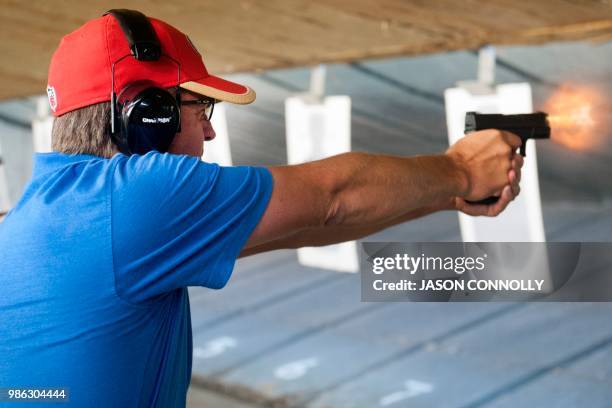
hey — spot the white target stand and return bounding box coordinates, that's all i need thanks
[32,96,53,153]
[1,97,47,219]
[445,83,546,242]
[444,47,551,293]
[285,65,359,273]
[202,103,233,166]
[444,46,547,242]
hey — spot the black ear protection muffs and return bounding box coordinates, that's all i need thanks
[104,9,182,155]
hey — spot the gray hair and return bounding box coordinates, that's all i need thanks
[51,101,117,158]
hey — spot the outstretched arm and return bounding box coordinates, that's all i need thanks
[242,129,522,256]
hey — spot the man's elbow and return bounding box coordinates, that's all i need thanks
[318,151,369,227]
[317,164,348,227]
[323,194,344,226]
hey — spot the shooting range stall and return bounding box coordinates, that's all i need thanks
[0,2,611,407]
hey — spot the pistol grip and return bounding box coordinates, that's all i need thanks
[465,196,500,206]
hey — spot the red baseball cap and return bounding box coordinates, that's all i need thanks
[47,11,256,116]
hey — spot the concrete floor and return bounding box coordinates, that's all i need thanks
[188,386,258,408]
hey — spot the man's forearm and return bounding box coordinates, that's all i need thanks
[240,200,453,258]
[323,152,466,226]
[240,149,465,258]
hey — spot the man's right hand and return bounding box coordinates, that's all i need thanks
[445,129,522,202]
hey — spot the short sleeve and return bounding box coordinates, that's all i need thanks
[110,152,273,303]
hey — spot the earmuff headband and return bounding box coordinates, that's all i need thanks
[104,9,161,61]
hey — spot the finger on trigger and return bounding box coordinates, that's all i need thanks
[502,131,522,150]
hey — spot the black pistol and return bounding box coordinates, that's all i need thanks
[464,112,551,205]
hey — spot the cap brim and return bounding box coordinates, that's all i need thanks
[180,75,256,105]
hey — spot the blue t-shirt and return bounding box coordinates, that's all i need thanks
[0,152,273,407]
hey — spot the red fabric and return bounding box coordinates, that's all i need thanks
[194,75,248,95]
[47,14,244,116]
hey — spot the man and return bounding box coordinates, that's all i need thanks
[0,10,522,408]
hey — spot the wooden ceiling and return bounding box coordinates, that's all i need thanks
[0,0,611,100]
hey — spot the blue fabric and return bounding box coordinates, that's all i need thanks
[0,152,273,407]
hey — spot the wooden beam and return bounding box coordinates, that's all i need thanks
[0,0,610,100]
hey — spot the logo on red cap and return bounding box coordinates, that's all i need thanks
[47,85,58,112]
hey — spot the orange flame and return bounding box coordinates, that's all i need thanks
[544,84,607,151]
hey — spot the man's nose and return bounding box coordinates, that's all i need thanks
[204,122,216,141]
